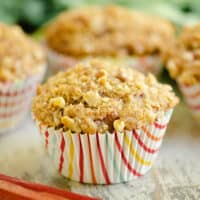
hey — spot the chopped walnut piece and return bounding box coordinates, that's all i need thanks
[113,119,125,132]
[83,91,100,106]
[50,97,65,108]
[61,116,80,132]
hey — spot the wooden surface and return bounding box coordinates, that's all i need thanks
[0,102,199,200]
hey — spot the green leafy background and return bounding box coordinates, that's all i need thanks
[0,0,200,32]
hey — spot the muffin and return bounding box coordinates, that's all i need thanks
[0,23,46,133]
[165,23,200,123]
[32,59,178,184]
[45,5,174,75]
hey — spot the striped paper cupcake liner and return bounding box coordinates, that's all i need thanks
[47,47,162,75]
[0,66,46,134]
[35,109,173,184]
[179,82,200,123]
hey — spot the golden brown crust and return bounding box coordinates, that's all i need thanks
[45,5,174,57]
[165,23,200,86]
[0,23,46,82]
[32,59,178,134]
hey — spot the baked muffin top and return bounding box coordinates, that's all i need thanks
[165,23,200,86]
[32,59,178,134]
[0,23,46,82]
[45,5,174,57]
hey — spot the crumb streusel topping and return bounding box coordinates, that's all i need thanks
[45,5,174,57]
[0,23,46,82]
[32,60,178,134]
[165,23,200,86]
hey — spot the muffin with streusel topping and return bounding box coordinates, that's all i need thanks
[45,5,174,75]
[0,23,46,133]
[165,23,200,123]
[32,59,178,184]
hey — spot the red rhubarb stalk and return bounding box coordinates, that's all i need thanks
[0,173,100,200]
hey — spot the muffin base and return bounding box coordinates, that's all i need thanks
[36,109,173,184]
[0,66,46,134]
[47,47,162,75]
[179,82,200,124]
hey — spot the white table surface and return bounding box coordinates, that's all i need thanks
[0,102,200,200]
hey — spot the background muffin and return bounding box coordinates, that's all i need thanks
[0,23,46,133]
[45,5,175,75]
[32,59,178,184]
[165,23,200,123]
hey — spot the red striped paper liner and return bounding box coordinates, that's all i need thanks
[179,82,200,123]
[0,65,46,133]
[47,47,162,75]
[35,109,173,184]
